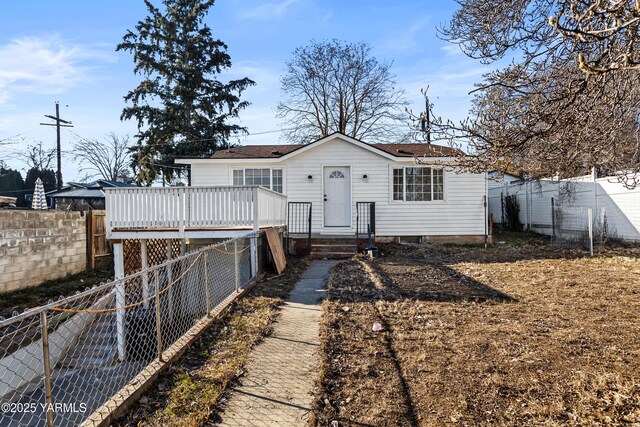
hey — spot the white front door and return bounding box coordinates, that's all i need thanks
[323,166,351,227]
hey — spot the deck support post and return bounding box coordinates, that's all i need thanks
[166,239,174,321]
[113,242,126,362]
[250,234,258,279]
[141,239,149,308]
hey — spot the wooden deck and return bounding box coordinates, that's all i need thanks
[105,186,287,240]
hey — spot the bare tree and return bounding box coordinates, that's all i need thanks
[0,136,19,162]
[551,0,640,74]
[22,141,56,171]
[435,0,640,185]
[72,133,132,182]
[277,40,409,143]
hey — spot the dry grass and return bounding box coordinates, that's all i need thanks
[0,267,114,319]
[114,257,308,427]
[313,236,640,426]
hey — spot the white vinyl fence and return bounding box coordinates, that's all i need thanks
[489,173,640,242]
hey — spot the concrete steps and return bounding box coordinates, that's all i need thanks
[60,318,116,369]
[309,239,357,259]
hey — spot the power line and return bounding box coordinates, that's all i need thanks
[40,102,73,192]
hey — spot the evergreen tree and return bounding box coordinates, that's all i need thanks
[0,167,25,205]
[117,0,255,185]
[25,168,56,192]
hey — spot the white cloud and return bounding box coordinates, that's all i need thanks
[0,35,116,105]
[380,16,432,53]
[225,61,282,92]
[440,43,464,57]
[238,0,300,20]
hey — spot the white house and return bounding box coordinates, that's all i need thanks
[175,133,488,243]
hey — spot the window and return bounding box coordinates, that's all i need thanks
[392,167,444,202]
[232,168,284,193]
[233,169,244,186]
[329,171,345,179]
[245,168,271,188]
[272,169,283,193]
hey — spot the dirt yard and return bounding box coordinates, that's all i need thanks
[0,266,113,319]
[313,234,640,426]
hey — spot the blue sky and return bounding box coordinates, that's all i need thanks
[0,0,493,181]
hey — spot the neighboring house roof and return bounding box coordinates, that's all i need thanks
[50,180,136,198]
[52,188,106,199]
[66,179,135,189]
[181,132,461,163]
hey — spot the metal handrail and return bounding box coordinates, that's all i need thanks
[356,202,376,250]
[286,202,312,254]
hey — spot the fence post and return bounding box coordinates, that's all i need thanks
[154,269,164,362]
[234,240,240,292]
[113,242,126,362]
[86,210,94,269]
[551,197,556,242]
[588,208,594,256]
[40,311,54,427]
[204,254,212,316]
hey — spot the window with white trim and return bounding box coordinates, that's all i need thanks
[232,168,284,193]
[392,167,444,201]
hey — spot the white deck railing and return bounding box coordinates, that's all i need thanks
[105,186,287,237]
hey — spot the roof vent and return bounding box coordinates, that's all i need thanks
[271,150,282,156]
[397,149,414,155]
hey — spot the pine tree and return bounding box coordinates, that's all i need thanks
[117,0,255,185]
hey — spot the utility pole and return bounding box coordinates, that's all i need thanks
[420,94,431,144]
[40,102,73,192]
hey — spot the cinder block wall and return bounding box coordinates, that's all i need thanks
[0,210,87,294]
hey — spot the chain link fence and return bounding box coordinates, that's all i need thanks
[552,204,607,254]
[0,234,258,427]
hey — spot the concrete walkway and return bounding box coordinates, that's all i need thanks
[212,260,339,426]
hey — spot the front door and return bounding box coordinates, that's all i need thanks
[323,166,351,227]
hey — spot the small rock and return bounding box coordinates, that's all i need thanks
[372,322,383,332]
[342,306,350,312]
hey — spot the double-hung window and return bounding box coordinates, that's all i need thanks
[392,167,444,201]
[233,168,283,193]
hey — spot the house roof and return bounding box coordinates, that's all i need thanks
[371,143,460,158]
[66,179,135,189]
[209,139,460,160]
[211,144,305,159]
[53,188,106,199]
[49,180,136,196]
